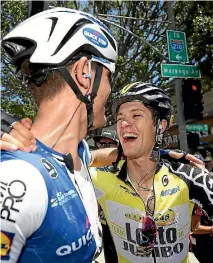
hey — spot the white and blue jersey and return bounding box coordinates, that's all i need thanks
[0,140,101,263]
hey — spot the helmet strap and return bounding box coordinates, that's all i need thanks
[58,63,103,131]
[155,119,164,145]
[150,147,160,161]
[86,64,103,129]
[150,119,163,161]
[111,142,123,173]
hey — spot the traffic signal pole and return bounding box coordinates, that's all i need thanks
[168,2,188,152]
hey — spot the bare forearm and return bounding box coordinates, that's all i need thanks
[193,222,213,235]
[90,148,118,167]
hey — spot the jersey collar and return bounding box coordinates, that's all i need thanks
[117,160,163,182]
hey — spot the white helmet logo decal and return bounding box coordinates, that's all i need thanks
[83,28,108,48]
[158,102,169,109]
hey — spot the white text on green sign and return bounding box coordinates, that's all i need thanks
[186,124,208,132]
[161,64,201,78]
[167,30,188,63]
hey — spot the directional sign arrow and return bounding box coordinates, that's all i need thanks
[176,54,182,60]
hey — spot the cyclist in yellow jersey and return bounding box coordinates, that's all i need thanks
[92,82,213,263]
[0,83,209,263]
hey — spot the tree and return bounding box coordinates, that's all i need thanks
[1,1,212,123]
[175,1,213,92]
[1,1,36,119]
[1,0,168,121]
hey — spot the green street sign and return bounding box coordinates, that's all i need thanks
[161,64,201,78]
[167,30,189,63]
[186,124,208,132]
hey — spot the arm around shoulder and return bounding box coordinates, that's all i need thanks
[90,148,118,167]
[186,166,213,220]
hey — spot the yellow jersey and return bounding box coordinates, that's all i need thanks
[92,160,213,263]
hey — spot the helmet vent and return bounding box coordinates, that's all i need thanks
[52,18,92,56]
[47,17,58,41]
[2,38,36,67]
[100,28,117,52]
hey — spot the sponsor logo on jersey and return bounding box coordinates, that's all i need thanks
[83,28,108,48]
[122,222,184,258]
[0,180,26,223]
[162,175,169,186]
[51,189,78,207]
[125,213,143,222]
[41,158,58,179]
[56,226,95,256]
[161,185,180,196]
[0,231,15,260]
[107,201,188,260]
[154,209,176,226]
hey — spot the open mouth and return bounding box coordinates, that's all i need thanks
[122,132,138,143]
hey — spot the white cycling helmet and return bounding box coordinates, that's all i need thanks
[2,7,118,128]
[2,7,117,69]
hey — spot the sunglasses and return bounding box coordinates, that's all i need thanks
[96,141,117,148]
[125,214,157,256]
[136,215,157,255]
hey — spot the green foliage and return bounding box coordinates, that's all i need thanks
[1,0,36,119]
[1,0,212,122]
[175,1,213,92]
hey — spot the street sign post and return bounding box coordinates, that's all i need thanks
[167,30,189,63]
[161,64,201,78]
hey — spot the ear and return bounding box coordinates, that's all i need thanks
[72,57,91,92]
[161,119,168,133]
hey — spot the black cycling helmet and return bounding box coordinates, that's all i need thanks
[111,82,173,171]
[112,82,173,129]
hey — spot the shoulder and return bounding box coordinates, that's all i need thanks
[165,160,211,187]
[91,163,121,181]
[164,160,203,177]
[0,155,48,262]
[0,157,48,238]
[91,162,124,194]
[1,149,47,172]
[0,156,48,183]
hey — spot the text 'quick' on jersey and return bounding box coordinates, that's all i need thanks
[0,139,101,263]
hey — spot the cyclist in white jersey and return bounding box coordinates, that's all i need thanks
[0,7,118,263]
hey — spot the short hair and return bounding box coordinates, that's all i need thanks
[21,59,72,106]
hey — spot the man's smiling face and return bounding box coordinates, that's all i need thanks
[116,101,156,159]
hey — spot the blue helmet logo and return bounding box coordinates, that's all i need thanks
[83,28,108,48]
